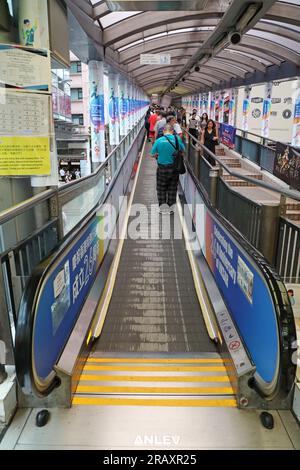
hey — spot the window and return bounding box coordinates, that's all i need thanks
[72,114,84,125]
[71,88,83,101]
[70,61,82,74]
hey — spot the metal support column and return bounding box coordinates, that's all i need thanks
[209,167,220,208]
[89,60,106,170]
[258,204,281,265]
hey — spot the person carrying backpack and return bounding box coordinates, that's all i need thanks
[151,124,186,214]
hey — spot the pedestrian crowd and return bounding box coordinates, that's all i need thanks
[145,104,218,214]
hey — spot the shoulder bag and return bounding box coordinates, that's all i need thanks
[164,135,186,175]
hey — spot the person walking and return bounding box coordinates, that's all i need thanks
[154,111,167,140]
[201,119,219,166]
[144,108,151,141]
[199,113,209,133]
[151,124,185,214]
[149,109,159,143]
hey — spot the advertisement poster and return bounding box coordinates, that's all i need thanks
[204,210,279,383]
[273,142,300,191]
[242,87,251,131]
[0,44,51,93]
[89,61,106,163]
[33,214,104,380]
[18,0,49,49]
[0,136,50,176]
[261,82,273,138]
[0,90,51,175]
[119,88,127,136]
[0,0,49,49]
[219,123,236,148]
[109,86,120,146]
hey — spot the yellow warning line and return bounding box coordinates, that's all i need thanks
[76,385,235,394]
[83,365,229,372]
[86,358,225,364]
[72,396,237,407]
[78,374,232,383]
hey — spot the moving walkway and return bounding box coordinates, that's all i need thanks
[14,132,297,419]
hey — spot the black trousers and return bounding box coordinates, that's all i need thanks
[157,165,179,207]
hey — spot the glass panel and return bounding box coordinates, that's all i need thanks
[247,30,300,54]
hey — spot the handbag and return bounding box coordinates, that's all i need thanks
[164,134,186,175]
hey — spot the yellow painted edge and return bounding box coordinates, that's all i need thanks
[78,374,232,383]
[86,358,225,364]
[76,385,235,394]
[176,198,219,342]
[72,396,237,407]
[83,365,229,372]
[91,136,147,339]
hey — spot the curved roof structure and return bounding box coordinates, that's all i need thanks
[66,0,300,96]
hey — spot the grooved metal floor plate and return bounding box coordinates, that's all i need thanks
[94,143,216,353]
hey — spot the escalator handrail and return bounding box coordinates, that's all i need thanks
[15,126,146,397]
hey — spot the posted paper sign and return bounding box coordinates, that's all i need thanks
[0,44,51,93]
[0,136,50,176]
[140,54,171,65]
[0,91,51,175]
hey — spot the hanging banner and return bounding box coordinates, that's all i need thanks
[273,143,300,191]
[292,97,300,147]
[261,82,273,138]
[109,74,120,146]
[140,54,171,65]
[0,91,51,175]
[89,61,105,163]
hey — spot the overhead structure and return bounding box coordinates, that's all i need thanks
[65,0,300,97]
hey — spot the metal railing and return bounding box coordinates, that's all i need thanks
[184,129,300,273]
[0,117,145,382]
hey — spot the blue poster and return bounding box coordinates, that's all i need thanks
[90,85,105,132]
[33,215,104,381]
[220,123,236,148]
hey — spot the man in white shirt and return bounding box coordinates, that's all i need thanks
[167,115,183,139]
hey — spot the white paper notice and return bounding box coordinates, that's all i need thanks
[0,45,51,93]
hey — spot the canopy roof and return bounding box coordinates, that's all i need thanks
[67,0,300,96]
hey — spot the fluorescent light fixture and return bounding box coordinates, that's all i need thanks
[236,3,261,31]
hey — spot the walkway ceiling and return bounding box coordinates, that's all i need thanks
[66,0,300,97]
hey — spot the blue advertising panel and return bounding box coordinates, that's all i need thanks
[204,211,279,384]
[33,215,104,380]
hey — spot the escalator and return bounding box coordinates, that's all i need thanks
[72,142,235,408]
[15,135,297,414]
